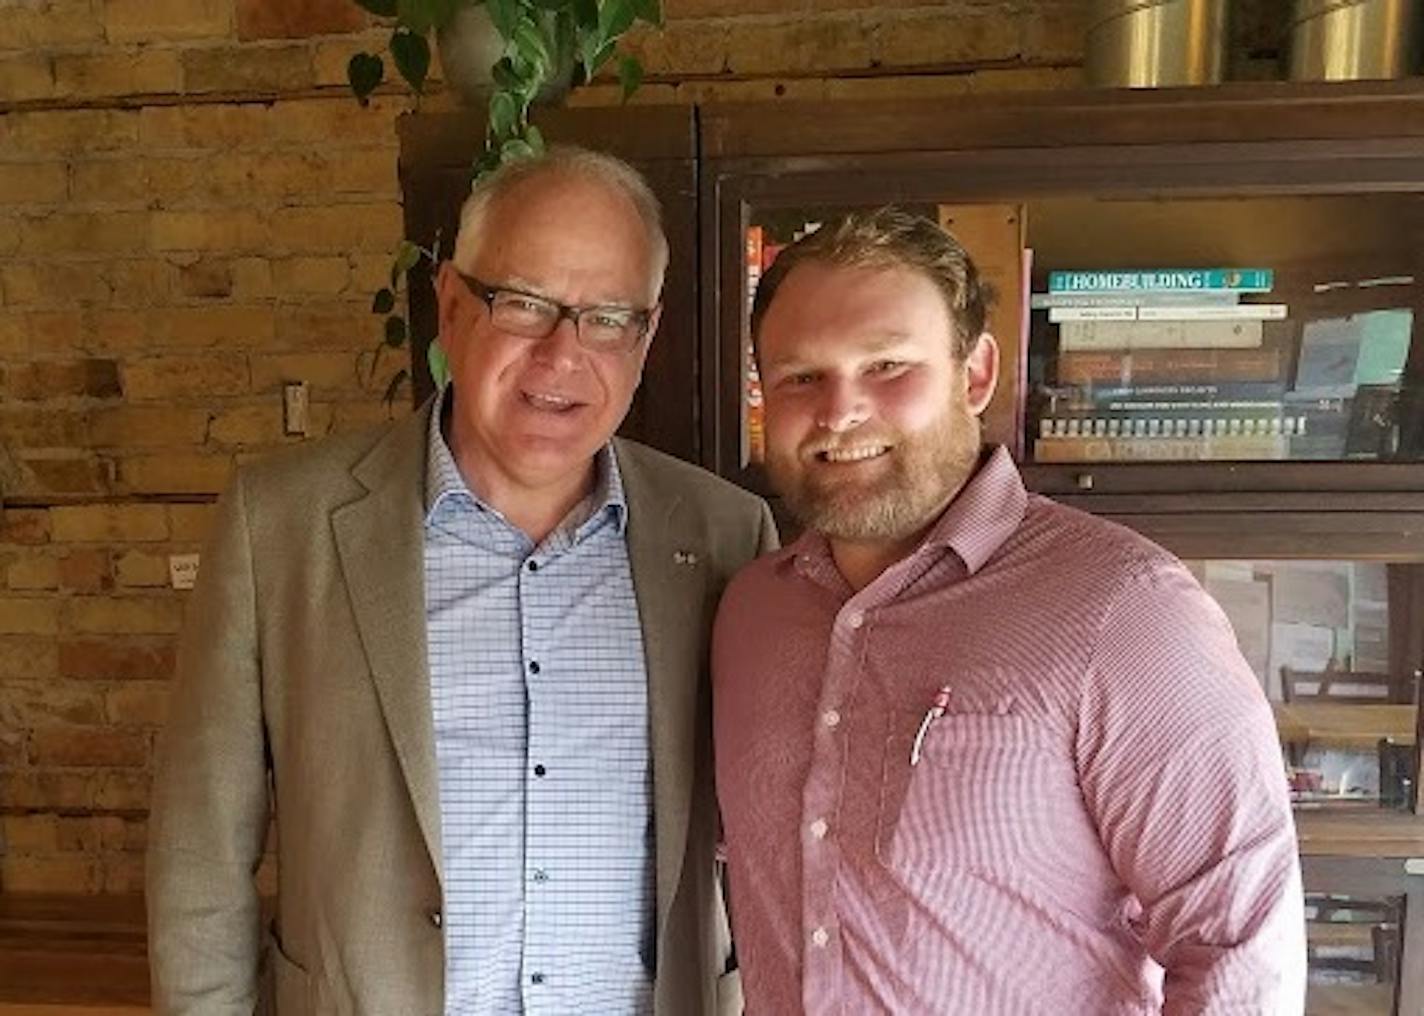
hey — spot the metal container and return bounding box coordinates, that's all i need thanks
[1289,0,1421,80]
[1086,0,1230,87]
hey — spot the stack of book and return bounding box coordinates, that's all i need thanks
[1034,268,1296,463]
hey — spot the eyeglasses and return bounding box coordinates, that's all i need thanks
[456,271,653,353]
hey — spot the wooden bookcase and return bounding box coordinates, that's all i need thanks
[400,78,1424,1014]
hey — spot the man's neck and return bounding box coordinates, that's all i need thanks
[829,533,923,592]
[444,424,597,546]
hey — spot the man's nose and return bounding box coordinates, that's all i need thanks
[815,378,869,433]
[532,314,582,367]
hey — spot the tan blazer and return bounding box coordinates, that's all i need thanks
[147,400,776,1016]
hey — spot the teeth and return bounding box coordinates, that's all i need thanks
[822,446,887,463]
[525,392,574,410]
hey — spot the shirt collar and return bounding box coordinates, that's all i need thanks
[781,444,1027,582]
[423,385,628,537]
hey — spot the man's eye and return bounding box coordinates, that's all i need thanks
[867,360,905,375]
[587,309,633,329]
[781,372,817,387]
[505,296,550,314]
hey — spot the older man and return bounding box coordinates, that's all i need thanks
[148,146,775,1015]
[713,208,1305,1014]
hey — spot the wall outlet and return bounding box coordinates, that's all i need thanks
[169,553,200,590]
[283,380,310,436]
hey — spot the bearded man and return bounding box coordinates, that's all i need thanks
[711,207,1306,1015]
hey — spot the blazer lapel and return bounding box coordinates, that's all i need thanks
[618,442,709,952]
[332,402,442,884]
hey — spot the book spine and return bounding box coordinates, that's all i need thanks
[1056,347,1286,385]
[1049,304,1287,323]
[1059,319,1263,351]
[1048,268,1275,294]
[1039,412,1300,440]
[1031,290,1241,310]
[1043,381,1290,402]
[1034,433,1290,462]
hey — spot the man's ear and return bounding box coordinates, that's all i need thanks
[434,261,464,356]
[963,332,1000,417]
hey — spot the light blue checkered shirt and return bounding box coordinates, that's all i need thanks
[424,393,654,1016]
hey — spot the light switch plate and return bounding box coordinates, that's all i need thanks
[283,380,310,436]
[169,553,200,590]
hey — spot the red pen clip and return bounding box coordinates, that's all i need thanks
[910,685,952,766]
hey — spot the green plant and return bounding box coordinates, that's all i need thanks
[348,0,662,399]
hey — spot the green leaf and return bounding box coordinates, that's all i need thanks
[384,315,409,347]
[525,123,546,154]
[634,0,662,26]
[383,368,411,406]
[488,90,518,141]
[573,0,599,31]
[512,16,552,75]
[492,56,521,90]
[428,342,451,388]
[389,242,422,290]
[531,0,568,9]
[472,146,502,181]
[582,38,616,79]
[599,0,638,41]
[353,0,398,17]
[347,52,385,104]
[617,55,642,101]
[500,138,536,163]
[390,27,431,93]
[372,288,396,314]
[485,0,520,40]
[396,0,437,34]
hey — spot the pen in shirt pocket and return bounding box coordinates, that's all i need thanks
[910,685,952,766]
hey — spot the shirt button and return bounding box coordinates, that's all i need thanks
[528,660,540,675]
[527,559,539,572]
[533,764,546,777]
[531,972,545,985]
[847,612,864,629]
[811,927,829,948]
[822,709,841,728]
[532,869,549,883]
[809,818,828,840]
[428,908,442,928]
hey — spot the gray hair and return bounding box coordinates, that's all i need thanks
[452,145,670,300]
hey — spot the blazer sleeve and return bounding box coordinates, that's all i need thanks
[146,470,271,1015]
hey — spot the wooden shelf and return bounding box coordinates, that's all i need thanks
[1274,703,1417,747]
[1306,982,1395,1015]
[1297,811,1424,859]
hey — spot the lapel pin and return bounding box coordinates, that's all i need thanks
[673,550,699,566]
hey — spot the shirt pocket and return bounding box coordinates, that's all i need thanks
[876,710,1050,877]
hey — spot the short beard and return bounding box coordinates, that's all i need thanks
[768,407,981,545]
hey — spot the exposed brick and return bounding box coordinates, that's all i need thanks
[53,48,184,99]
[269,204,403,253]
[0,637,58,680]
[143,156,203,201]
[100,816,147,852]
[69,159,151,203]
[10,108,139,156]
[0,597,60,635]
[182,44,316,93]
[175,258,234,299]
[100,854,147,892]
[66,596,183,634]
[333,399,398,431]
[90,406,211,447]
[0,163,68,206]
[0,0,105,49]
[114,549,170,588]
[1,359,122,401]
[250,351,360,393]
[102,260,174,308]
[153,305,277,349]
[123,353,250,400]
[1,262,112,308]
[873,9,1023,68]
[150,210,269,253]
[29,726,148,767]
[1,771,99,810]
[208,404,285,445]
[6,552,58,590]
[1,509,51,545]
[118,452,234,494]
[104,0,231,44]
[0,680,106,727]
[0,408,88,447]
[19,211,149,255]
[274,258,352,297]
[727,15,875,75]
[0,855,99,893]
[51,504,168,543]
[104,682,171,726]
[21,312,86,354]
[237,0,365,40]
[17,456,112,497]
[267,95,406,146]
[0,53,57,102]
[59,549,114,594]
[94,771,150,810]
[2,814,58,853]
[231,257,275,299]
[59,639,174,681]
[54,815,108,852]
[168,503,216,543]
[275,305,380,349]
[623,20,729,76]
[1023,3,1086,63]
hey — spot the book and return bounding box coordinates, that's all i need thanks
[1033,433,1290,462]
[1058,318,1263,351]
[1031,290,1241,310]
[1042,381,1290,406]
[1039,413,1301,440]
[1048,268,1274,294]
[1057,347,1287,385]
[1049,304,1287,323]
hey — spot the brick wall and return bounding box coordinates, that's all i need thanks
[0,0,1286,893]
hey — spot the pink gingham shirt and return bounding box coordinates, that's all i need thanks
[713,446,1305,1015]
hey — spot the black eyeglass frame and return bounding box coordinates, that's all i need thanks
[455,270,655,353]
